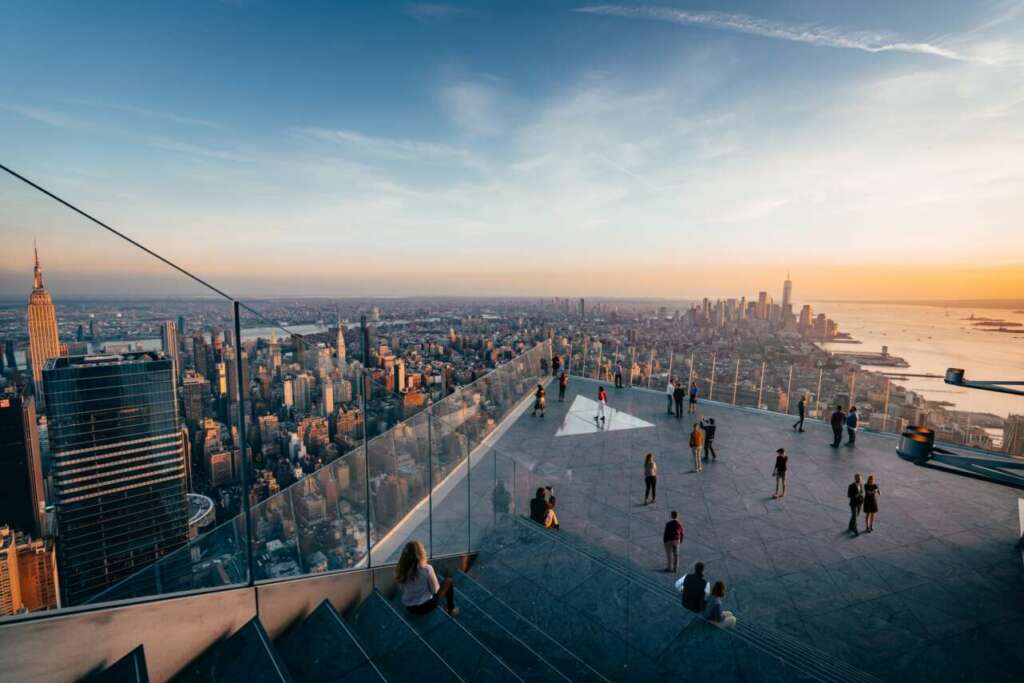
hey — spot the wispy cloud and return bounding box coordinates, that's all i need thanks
[64,99,224,129]
[575,5,981,63]
[0,101,247,162]
[296,126,471,161]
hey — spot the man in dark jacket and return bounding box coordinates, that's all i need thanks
[662,511,684,572]
[700,417,717,460]
[676,561,709,613]
[673,381,685,419]
[792,396,806,432]
[847,474,864,535]
[830,405,846,447]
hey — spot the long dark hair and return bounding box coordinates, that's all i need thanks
[396,541,426,584]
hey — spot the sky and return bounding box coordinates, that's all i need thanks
[1,0,1022,300]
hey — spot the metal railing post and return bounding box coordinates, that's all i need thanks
[709,354,717,400]
[785,365,794,413]
[757,360,766,409]
[232,301,256,590]
[732,358,740,404]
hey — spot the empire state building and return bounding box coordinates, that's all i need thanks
[27,246,60,391]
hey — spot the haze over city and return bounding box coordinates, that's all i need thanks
[2,0,1023,299]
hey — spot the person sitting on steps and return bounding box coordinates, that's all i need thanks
[396,540,459,617]
[529,487,559,529]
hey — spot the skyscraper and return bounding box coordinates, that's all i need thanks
[336,317,346,364]
[160,320,181,381]
[191,332,209,379]
[0,389,46,537]
[27,245,61,394]
[1004,414,1024,458]
[757,291,769,320]
[0,526,22,615]
[782,272,793,312]
[43,353,188,605]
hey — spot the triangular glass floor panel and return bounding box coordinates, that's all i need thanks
[555,395,655,436]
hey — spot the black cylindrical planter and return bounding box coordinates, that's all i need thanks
[898,425,935,464]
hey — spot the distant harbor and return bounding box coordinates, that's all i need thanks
[827,344,910,367]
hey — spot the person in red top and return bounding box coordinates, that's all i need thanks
[595,386,608,427]
[662,510,684,572]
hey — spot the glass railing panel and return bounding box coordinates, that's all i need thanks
[0,171,254,615]
[429,408,470,557]
[251,480,302,579]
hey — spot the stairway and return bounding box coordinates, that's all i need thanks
[80,515,884,683]
[498,516,883,683]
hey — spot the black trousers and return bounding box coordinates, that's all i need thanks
[793,414,804,430]
[832,426,843,446]
[848,503,862,532]
[559,385,566,401]
[674,397,683,417]
[703,439,716,459]
[644,476,657,501]
[847,427,856,445]
[407,579,455,615]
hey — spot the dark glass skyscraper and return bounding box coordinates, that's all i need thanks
[43,353,188,605]
[0,388,46,537]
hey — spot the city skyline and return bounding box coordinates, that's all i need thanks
[2,1,1023,299]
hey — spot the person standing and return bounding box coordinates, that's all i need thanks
[675,562,709,613]
[644,453,658,504]
[846,406,859,446]
[847,473,864,535]
[662,510,684,572]
[552,354,561,377]
[690,422,705,472]
[863,475,880,532]
[792,396,806,432]
[614,361,624,389]
[830,405,846,448]
[595,386,608,427]
[666,378,676,415]
[558,371,568,402]
[673,380,685,419]
[531,383,546,417]
[700,417,717,461]
[688,381,699,414]
[771,448,788,498]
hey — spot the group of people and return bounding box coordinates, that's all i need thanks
[769,449,881,532]
[792,397,860,448]
[529,486,560,529]
[675,562,736,629]
[666,378,700,418]
[667,523,738,628]
[830,405,859,447]
[847,473,881,535]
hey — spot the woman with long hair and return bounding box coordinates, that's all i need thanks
[863,474,880,532]
[703,580,737,629]
[531,383,546,417]
[395,541,458,616]
[643,453,657,504]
